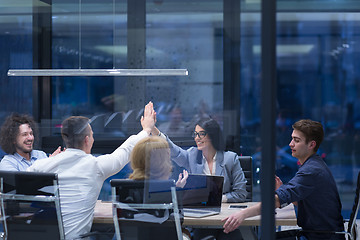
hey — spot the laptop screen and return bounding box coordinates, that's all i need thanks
[178,174,224,209]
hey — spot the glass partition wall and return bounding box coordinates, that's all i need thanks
[1,0,359,223]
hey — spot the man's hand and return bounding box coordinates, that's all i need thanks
[141,101,156,134]
[222,202,262,234]
[275,175,283,190]
[176,170,189,188]
[49,146,65,157]
[222,210,247,233]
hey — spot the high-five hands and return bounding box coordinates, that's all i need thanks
[141,101,156,134]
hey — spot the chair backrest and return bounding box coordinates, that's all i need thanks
[347,171,360,240]
[239,156,253,202]
[0,171,64,240]
[110,179,182,240]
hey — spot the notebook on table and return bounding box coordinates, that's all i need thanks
[177,174,224,218]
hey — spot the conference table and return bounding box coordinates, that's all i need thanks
[93,201,298,239]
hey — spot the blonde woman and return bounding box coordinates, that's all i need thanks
[129,136,188,188]
[128,136,190,240]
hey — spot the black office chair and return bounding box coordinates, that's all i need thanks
[239,156,253,202]
[0,171,65,240]
[110,179,183,240]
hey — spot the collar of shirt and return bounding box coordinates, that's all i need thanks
[14,151,37,165]
[63,148,88,156]
[299,153,318,168]
[202,152,217,175]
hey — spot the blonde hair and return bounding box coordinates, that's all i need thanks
[129,136,172,180]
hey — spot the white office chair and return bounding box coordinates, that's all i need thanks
[0,171,65,240]
[110,179,183,240]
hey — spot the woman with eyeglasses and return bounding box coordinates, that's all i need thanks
[152,117,247,240]
[152,117,247,203]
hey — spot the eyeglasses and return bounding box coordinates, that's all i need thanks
[192,131,207,139]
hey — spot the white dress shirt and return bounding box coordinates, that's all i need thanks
[27,130,148,240]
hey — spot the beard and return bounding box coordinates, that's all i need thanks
[15,141,33,154]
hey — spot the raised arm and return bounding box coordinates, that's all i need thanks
[97,101,156,178]
[151,119,192,170]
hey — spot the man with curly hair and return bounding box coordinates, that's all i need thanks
[0,113,61,171]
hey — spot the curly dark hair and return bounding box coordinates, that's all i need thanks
[0,113,39,154]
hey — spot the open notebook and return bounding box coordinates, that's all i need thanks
[178,174,224,218]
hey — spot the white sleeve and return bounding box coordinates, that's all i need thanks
[96,130,149,178]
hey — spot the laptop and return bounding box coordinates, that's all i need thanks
[178,174,224,218]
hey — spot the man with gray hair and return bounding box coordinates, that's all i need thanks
[28,102,156,240]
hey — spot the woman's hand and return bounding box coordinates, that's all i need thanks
[151,126,161,136]
[175,170,189,188]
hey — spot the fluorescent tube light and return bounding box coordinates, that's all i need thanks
[7,69,188,77]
